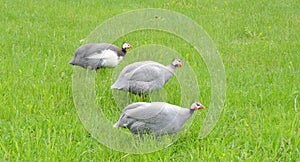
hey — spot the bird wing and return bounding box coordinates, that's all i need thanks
[77,43,122,58]
[124,102,169,120]
[121,61,166,82]
[97,43,125,56]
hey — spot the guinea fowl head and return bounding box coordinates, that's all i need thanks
[122,42,133,51]
[190,101,205,110]
[171,58,183,68]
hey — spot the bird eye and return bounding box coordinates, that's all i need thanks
[196,103,200,106]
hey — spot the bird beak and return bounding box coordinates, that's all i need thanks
[179,62,183,68]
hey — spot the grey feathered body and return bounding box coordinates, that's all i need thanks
[69,43,125,69]
[111,61,176,94]
[113,102,194,136]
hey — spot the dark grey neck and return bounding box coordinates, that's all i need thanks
[122,48,127,54]
[167,64,177,72]
[178,109,195,124]
[116,48,126,57]
[189,109,195,114]
[164,64,177,83]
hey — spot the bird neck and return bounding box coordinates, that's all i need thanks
[179,109,195,123]
[189,109,195,114]
[164,65,176,83]
[167,64,176,72]
[122,48,127,54]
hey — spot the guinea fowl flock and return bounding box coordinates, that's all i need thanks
[69,42,205,136]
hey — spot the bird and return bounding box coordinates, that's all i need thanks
[69,42,132,69]
[111,58,183,94]
[113,101,205,136]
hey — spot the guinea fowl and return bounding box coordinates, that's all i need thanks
[113,101,205,136]
[69,42,132,69]
[111,58,183,94]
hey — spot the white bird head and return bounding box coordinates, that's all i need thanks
[191,101,205,110]
[172,57,183,68]
[122,42,133,50]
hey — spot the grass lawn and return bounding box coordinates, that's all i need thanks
[1,0,299,161]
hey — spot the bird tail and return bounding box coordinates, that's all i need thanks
[110,84,117,89]
[113,122,119,128]
[69,58,75,65]
[111,83,122,90]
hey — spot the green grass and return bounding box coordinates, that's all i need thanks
[1,0,299,161]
